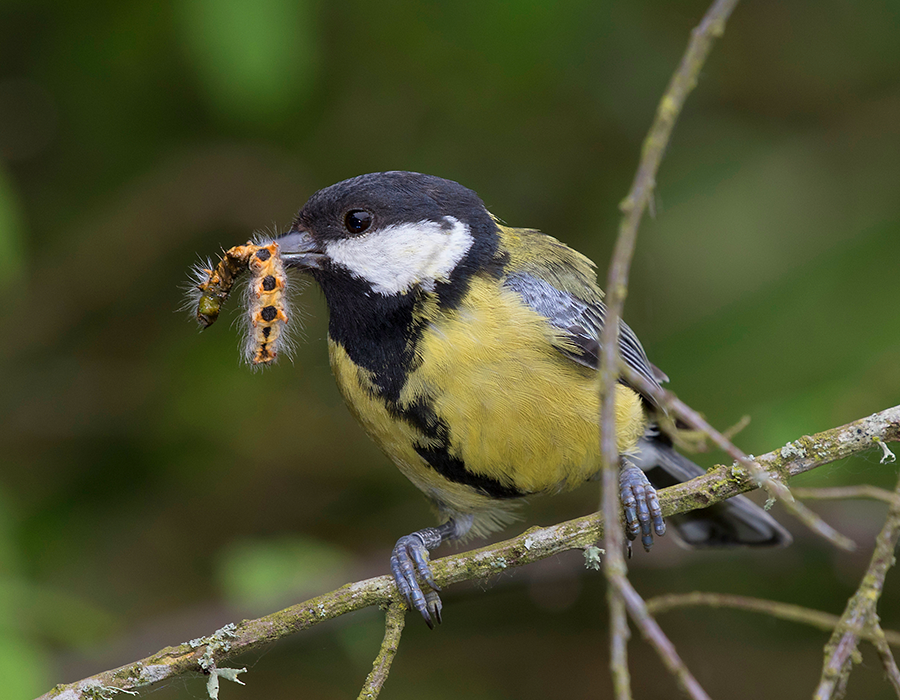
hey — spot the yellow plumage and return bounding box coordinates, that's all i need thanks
[267,171,789,626]
[329,257,648,536]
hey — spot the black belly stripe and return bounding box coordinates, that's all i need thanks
[316,241,520,500]
[413,443,525,500]
[401,397,525,500]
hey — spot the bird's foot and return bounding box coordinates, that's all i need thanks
[619,461,665,551]
[390,528,444,628]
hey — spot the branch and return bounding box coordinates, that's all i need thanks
[357,603,406,700]
[598,1,740,698]
[813,471,900,700]
[608,580,632,700]
[648,590,900,698]
[608,571,711,700]
[621,363,857,551]
[37,405,900,700]
[645,592,900,647]
[793,485,900,509]
[871,624,900,698]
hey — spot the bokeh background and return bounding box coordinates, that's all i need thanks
[2,0,899,698]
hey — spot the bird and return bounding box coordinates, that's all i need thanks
[272,171,791,627]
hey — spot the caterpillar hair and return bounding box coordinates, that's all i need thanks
[187,239,293,367]
[190,244,257,328]
[241,241,290,366]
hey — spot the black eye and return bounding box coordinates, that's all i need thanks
[344,209,372,234]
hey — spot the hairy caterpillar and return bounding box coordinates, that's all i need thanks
[243,243,289,365]
[188,240,290,366]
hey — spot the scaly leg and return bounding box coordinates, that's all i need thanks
[390,515,473,628]
[619,458,666,551]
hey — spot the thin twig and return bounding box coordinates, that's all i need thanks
[612,573,712,700]
[793,486,900,509]
[598,1,741,698]
[645,592,900,647]
[871,625,900,698]
[721,415,752,441]
[357,603,406,700]
[36,405,900,700]
[608,585,633,700]
[621,363,857,551]
[814,472,900,700]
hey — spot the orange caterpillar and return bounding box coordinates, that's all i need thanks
[243,242,289,365]
[189,241,290,366]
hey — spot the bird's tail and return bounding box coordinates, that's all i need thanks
[633,437,792,548]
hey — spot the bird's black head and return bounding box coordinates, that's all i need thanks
[276,171,502,298]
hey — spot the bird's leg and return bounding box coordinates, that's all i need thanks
[619,457,665,551]
[390,514,473,628]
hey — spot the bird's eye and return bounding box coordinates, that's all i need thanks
[344,209,372,234]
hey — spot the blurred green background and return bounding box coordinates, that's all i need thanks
[1,0,899,698]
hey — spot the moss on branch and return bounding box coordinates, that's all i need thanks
[38,404,900,700]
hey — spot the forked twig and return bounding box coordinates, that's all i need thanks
[813,473,900,699]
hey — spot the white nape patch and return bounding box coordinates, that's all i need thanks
[324,216,473,295]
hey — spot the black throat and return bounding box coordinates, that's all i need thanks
[315,266,424,404]
[314,216,506,403]
[313,240,523,501]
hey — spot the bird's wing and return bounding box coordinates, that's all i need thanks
[503,271,666,405]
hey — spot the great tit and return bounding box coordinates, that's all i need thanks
[273,171,791,627]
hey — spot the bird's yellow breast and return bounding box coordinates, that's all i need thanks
[328,275,647,519]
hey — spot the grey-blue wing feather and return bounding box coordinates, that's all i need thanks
[504,272,666,404]
[503,272,791,549]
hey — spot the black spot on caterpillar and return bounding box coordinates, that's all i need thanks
[188,240,290,366]
[244,244,288,365]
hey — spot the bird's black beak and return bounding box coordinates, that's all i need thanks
[276,226,325,270]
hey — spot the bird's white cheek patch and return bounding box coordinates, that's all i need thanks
[324,217,474,295]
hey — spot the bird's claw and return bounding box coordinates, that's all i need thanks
[619,462,665,551]
[390,530,442,628]
[424,588,443,626]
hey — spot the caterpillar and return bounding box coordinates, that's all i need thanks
[188,240,290,366]
[243,242,289,365]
